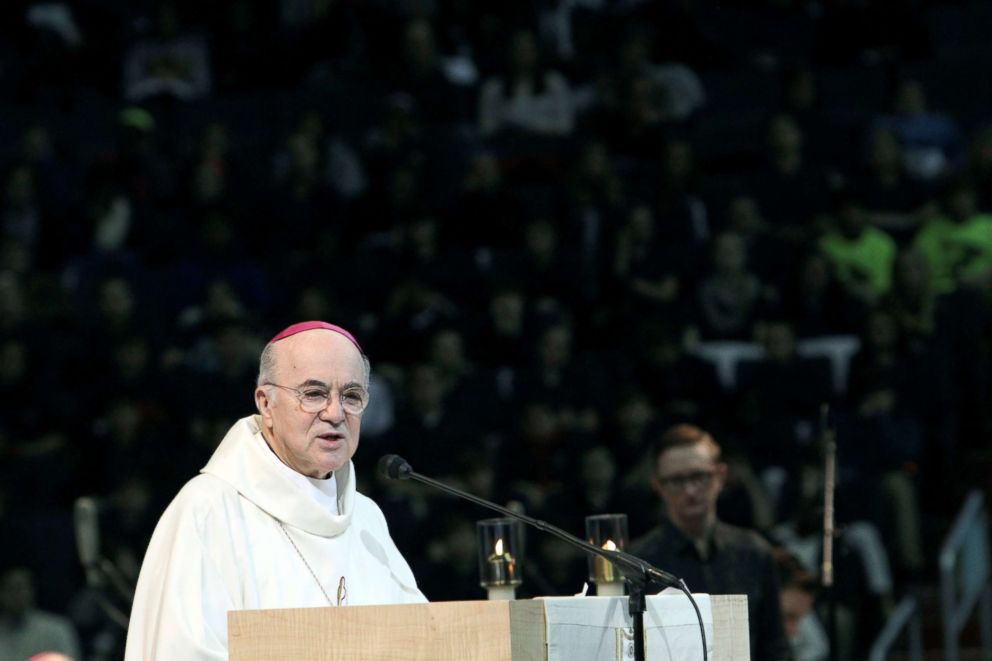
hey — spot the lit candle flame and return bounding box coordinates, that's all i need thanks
[602,539,617,551]
[494,537,504,555]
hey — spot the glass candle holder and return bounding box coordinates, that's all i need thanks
[585,513,628,596]
[477,517,523,600]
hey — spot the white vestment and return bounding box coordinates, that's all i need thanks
[124,415,426,660]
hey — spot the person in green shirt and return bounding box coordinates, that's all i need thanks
[913,179,992,294]
[819,193,898,305]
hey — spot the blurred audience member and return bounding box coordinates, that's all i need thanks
[0,567,81,661]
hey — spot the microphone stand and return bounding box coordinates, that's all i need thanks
[381,456,708,661]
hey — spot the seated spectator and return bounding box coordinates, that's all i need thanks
[721,194,787,284]
[384,362,476,480]
[612,204,688,327]
[749,114,833,245]
[471,281,530,372]
[772,465,895,659]
[478,29,575,139]
[514,317,602,436]
[912,178,992,295]
[389,18,474,125]
[842,309,928,581]
[446,151,520,251]
[777,251,865,338]
[0,566,81,661]
[871,77,966,183]
[623,321,724,427]
[495,400,590,518]
[695,231,776,341]
[854,127,936,243]
[493,219,584,308]
[649,138,711,249]
[819,191,898,306]
[122,3,211,102]
[565,140,626,289]
[774,548,829,661]
[735,318,834,479]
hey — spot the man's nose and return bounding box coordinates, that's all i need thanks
[319,394,345,422]
[682,480,704,495]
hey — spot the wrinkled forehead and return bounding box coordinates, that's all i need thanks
[272,329,366,383]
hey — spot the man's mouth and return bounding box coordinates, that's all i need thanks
[316,432,344,444]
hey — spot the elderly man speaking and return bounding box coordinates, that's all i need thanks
[125,322,425,660]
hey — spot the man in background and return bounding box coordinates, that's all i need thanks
[630,423,791,661]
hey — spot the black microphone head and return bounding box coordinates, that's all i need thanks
[378,454,412,480]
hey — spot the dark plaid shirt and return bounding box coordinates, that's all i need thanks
[630,519,792,661]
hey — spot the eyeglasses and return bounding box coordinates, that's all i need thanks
[657,469,716,492]
[265,382,369,416]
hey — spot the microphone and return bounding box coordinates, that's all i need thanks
[379,453,412,480]
[74,497,102,577]
[377,454,680,588]
[378,454,709,661]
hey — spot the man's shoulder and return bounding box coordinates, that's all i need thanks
[714,521,774,555]
[158,473,241,523]
[173,472,238,502]
[629,524,674,555]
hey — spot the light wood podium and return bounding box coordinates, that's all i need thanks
[229,595,750,660]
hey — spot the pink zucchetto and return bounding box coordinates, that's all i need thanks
[268,321,364,354]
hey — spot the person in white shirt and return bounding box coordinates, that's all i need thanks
[125,321,425,661]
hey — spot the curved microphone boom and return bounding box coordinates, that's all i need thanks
[377,454,709,661]
[378,454,680,588]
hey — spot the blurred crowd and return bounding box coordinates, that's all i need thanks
[2,0,992,658]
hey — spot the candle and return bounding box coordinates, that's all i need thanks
[486,537,517,586]
[477,517,523,598]
[593,539,620,584]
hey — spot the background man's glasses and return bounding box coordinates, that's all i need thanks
[658,470,716,491]
[265,383,369,415]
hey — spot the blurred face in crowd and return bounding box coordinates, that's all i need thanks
[430,329,465,373]
[538,323,571,369]
[712,232,747,274]
[580,446,617,491]
[763,321,797,363]
[837,202,867,239]
[509,30,538,74]
[869,128,902,172]
[652,441,726,538]
[255,330,367,478]
[409,363,445,412]
[491,289,524,333]
[98,277,135,324]
[780,585,814,640]
[768,115,803,159]
[895,79,927,116]
[0,568,34,617]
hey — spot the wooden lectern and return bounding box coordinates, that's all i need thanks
[229,595,750,660]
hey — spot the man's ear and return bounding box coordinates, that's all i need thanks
[714,461,729,492]
[255,386,273,425]
[650,475,665,500]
